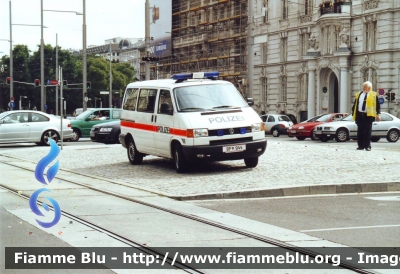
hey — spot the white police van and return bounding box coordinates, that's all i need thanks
[119,71,267,173]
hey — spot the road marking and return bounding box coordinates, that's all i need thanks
[364,196,400,201]
[300,224,400,232]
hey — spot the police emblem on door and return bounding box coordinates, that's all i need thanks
[229,128,234,134]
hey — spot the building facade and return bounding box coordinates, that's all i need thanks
[252,0,400,121]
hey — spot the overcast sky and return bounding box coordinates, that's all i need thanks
[0,0,146,55]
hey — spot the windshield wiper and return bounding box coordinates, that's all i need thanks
[212,105,240,109]
[180,107,206,112]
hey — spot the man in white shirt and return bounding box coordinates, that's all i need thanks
[351,81,381,151]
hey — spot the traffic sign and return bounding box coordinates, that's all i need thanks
[84,97,89,102]
[378,88,385,95]
[44,104,48,110]
[9,102,15,108]
[100,91,109,94]
[47,79,59,85]
[379,98,385,105]
[11,96,14,102]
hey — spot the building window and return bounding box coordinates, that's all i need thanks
[299,32,309,57]
[298,74,308,101]
[305,0,313,15]
[261,77,268,103]
[365,21,377,52]
[363,68,378,91]
[262,43,268,64]
[282,0,288,19]
[334,25,341,51]
[280,38,287,62]
[280,76,287,102]
[264,0,269,23]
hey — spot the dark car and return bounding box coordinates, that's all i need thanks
[90,120,120,144]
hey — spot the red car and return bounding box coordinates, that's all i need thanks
[288,113,348,140]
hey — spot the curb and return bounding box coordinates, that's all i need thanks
[169,182,400,201]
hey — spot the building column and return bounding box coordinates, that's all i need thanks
[340,66,349,113]
[334,49,351,114]
[307,68,316,118]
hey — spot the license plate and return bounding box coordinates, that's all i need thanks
[290,130,296,133]
[223,144,246,153]
[316,130,322,134]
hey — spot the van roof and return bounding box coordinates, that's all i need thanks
[125,79,232,89]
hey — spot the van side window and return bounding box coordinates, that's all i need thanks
[137,89,157,113]
[157,90,173,115]
[123,88,139,111]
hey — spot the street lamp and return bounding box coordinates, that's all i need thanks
[109,41,112,108]
[41,4,83,113]
[5,0,45,110]
[19,96,27,110]
[83,0,87,112]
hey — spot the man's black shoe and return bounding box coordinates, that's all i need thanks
[366,148,371,151]
[356,147,364,150]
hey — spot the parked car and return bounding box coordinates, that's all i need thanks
[260,114,294,137]
[90,120,120,144]
[70,108,121,141]
[288,113,348,140]
[315,112,400,142]
[0,110,73,145]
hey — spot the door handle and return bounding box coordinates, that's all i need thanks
[151,115,154,122]
[154,115,157,123]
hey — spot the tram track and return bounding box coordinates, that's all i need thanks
[1,159,376,273]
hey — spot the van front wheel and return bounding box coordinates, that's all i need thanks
[173,144,188,173]
[127,139,143,165]
[244,157,258,168]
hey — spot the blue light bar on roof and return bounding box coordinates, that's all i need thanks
[171,71,219,81]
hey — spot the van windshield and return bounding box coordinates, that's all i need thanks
[174,84,248,112]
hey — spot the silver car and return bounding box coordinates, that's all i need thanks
[0,110,73,145]
[315,112,400,142]
[260,114,294,137]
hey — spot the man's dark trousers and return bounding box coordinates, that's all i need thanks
[356,111,374,149]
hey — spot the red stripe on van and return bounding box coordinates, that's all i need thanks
[134,123,158,132]
[170,128,187,137]
[121,120,188,137]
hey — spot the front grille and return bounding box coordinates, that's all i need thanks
[209,137,253,146]
[209,127,252,136]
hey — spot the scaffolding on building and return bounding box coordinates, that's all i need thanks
[152,0,248,93]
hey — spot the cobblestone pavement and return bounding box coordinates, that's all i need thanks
[1,138,399,196]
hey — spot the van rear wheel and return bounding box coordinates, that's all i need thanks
[173,144,188,173]
[127,138,143,165]
[244,157,258,168]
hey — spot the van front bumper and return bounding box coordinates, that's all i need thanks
[181,138,267,162]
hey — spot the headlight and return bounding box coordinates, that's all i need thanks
[298,126,304,130]
[251,123,263,132]
[99,127,112,132]
[194,128,208,137]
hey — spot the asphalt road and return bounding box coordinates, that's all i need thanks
[191,192,400,247]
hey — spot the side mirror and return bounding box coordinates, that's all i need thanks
[247,98,254,106]
[85,117,91,122]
